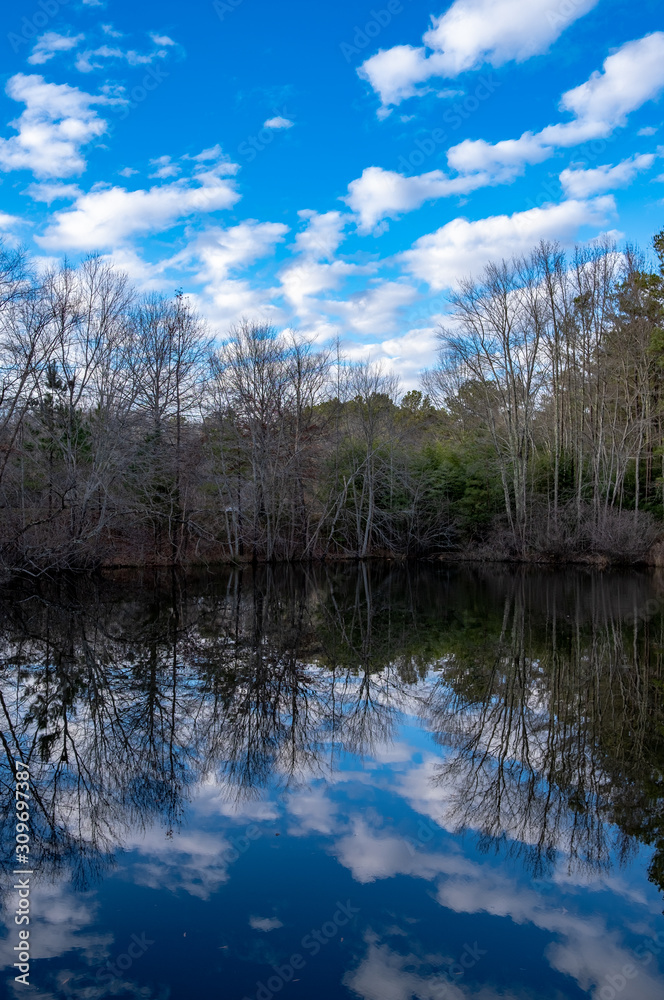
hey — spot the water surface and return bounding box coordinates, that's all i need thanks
[1,564,663,1000]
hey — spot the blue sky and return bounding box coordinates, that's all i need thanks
[1,0,663,385]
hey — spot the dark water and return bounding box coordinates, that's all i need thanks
[1,564,664,1000]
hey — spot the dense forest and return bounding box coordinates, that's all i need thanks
[0,230,663,571]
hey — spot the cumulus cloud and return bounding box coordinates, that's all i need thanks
[150,33,176,47]
[102,246,177,292]
[347,35,664,230]
[446,131,550,178]
[193,220,288,284]
[125,825,238,900]
[280,258,358,316]
[556,34,664,134]
[263,116,294,129]
[293,210,348,259]
[449,33,664,179]
[249,916,284,931]
[560,153,656,198]
[342,325,442,390]
[191,220,288,327]
[400,196,615,290]
[0,211,20,229]
[37,161,241,250]
[345,166,490,231]
[28,32,84,65]
[24,181,82,204]
[285,786,339,836]
[325,281,418,336]
[359,0,599,113]
[149,154,181,179]
[0,73,118,179]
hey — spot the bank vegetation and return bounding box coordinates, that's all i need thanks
[0,230,663,571]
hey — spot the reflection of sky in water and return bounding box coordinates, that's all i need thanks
[2,706,663,1000]
[1,565,664,999]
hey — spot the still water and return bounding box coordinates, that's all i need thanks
[1,564,664,1000]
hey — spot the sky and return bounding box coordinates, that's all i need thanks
[0,0,663,387]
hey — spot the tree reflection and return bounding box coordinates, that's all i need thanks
[0,564,663,894]
[423,569,664,886]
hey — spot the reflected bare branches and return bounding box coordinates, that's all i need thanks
[0,565,663,894]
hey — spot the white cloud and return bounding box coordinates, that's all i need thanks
[638,126,658,137]
[359,45,436,112]
[249,916,284,932]
[0,73,118,179]
[192,220,289,328]
[75,33,176,73]
[333,816,474,883]
[325,281,418,336]
[400,196,615,290]
[193,220,288,284]
[125,824,237,900]
[24,181,82,204]
[150,33,176,47]
[118,166,138,177]
[149,154,180,179]
[446,132,550,178]
[279,258,357,316]
[0,211,20,229]
[342,325,442,390]
[560,153,655,198]
[0,880,110,973]
[294,210,348,259]
[263,116,294,129]
[555,34,664,134]
[359,0,599,112]
[345,166,487,231]
[37,163,241,250]
[190,144,224,162]
[28,32,84,65]
[346,34,664,231]
[103,246,176,292]
[196,278,285,328]
[285,786,339,836]
[446,33,664,181]
[345,940,466,1000]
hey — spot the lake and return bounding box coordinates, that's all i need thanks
[1,563,663,1000]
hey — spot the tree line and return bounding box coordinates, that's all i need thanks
[0,230,663,571]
